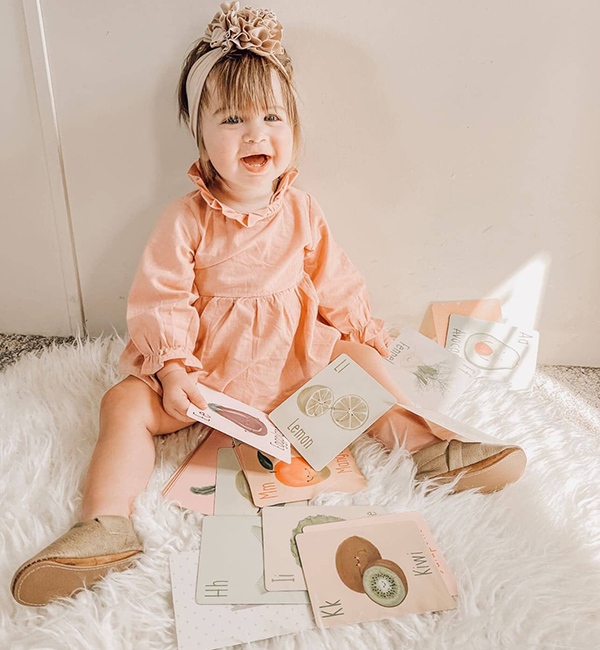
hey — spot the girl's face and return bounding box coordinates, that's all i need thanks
[201,69,294,198]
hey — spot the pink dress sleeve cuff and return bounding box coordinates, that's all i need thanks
[342,316,387,345]
[140,347,204,376]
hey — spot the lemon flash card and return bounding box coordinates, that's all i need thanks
[268,354,397,471]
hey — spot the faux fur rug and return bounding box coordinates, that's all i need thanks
[1,335,598,650]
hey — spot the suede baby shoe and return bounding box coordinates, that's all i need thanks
[11,514,143,607]
[412,439,527,493]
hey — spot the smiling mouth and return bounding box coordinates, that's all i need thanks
[241,154,270,168]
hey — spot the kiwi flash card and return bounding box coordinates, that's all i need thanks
[196,516,309,605]
[445,314,539,391]
[302,512,458,598]
[186,383,291,463]
[295,519,456,628]
[235,443,367,507]
[268,354,397,470]
[262,505,389,591]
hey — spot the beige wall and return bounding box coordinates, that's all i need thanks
[2,0,599,365]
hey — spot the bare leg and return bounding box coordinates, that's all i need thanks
[329,340,451,453]
[80,376,196,520]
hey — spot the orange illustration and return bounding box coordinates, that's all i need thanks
[274,457,331,487]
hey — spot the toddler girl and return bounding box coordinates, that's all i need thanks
[11,1,526,608]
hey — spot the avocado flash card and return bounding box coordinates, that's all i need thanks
[261,505,388,591]
[382,327,481,413]
[235,444,367,507]
[196,516,309,606]
[295,519,456,628]
[268,354,397,471]
[186,383,291,463]
[445,314,539,391]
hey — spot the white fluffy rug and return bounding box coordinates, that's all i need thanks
[1,335,599,650]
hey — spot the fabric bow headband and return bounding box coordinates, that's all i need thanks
[186,1,291,148]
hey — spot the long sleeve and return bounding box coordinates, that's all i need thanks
[124,199,203,376]
[304,194,387,345]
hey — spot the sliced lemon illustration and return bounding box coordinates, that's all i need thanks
[331,394,369,430]
[296,385,334,417]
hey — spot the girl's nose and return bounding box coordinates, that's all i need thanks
[243,121,268,145]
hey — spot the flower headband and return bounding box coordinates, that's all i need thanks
[186,1,291,147]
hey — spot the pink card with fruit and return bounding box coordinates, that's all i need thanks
[162,431,233,515]
[296,518,456,628]
[186,383,291,463]
[234,443,367,507]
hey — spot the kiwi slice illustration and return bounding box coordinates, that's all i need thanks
[361,559,408,608]
[335,536,382,593]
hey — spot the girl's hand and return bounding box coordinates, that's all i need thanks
[365,330,392,358]
[365,329,392,358]
[158,365,208,422]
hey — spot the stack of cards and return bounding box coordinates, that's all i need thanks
[170,505,457,649]
[162,431,233,515]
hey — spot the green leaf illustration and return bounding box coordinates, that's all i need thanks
[190,485,216,495]
[257,451,274,471]
[290,515,346,567]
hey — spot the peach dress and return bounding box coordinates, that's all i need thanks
[118,160,387,413]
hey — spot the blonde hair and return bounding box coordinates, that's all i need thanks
[176,40,304,189]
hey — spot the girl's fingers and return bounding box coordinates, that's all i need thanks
[185,383,208,410]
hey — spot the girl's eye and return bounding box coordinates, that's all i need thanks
[222,114,280,124]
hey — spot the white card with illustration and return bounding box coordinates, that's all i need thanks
[186,383,291,463]
[214,448,260,515]
[445,314,540,391]
[382,327,481,413]
[195,516,310,605]
[170,550,314,650]
[268,354,397,471]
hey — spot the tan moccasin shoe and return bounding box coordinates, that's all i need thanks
[412,439,527,493]
[11,515,143,607]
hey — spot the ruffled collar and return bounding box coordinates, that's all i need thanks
[187,160,299,228]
